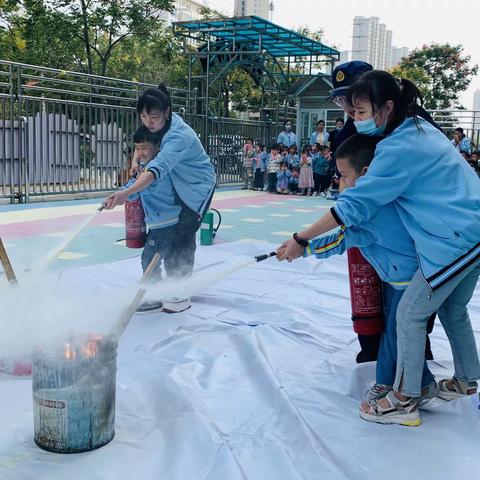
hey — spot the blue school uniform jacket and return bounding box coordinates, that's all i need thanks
[276,169,291,190]
[145,113,216,215]
[332,117,480,290]
[305,203,418,288]
[312,154,328,175]
[125,174,181,229]
[253,152,268,172]
[286,154,300,168]
[309,130,329,146]
[277,131,297,147]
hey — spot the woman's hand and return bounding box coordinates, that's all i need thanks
[104,189,129,210]
[276,238,304,262]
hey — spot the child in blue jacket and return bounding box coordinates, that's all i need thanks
[303,135,437,425]
[253,143,267,190]
[276,163,291,194]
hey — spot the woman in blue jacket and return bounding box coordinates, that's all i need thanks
[277,71,480,426]
[105,84,216,313]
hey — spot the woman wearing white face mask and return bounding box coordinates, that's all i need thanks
[277,119,297,148]
[276,70,480,426]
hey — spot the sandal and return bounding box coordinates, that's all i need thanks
[363,383,392,402]
[359,390,421,426]
[437,377,478,401]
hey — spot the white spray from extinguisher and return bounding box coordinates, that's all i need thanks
[142,252,277,304]
[29,204,105,275]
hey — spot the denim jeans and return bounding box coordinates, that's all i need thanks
[141,203,207,282]
[394,258,480,397]
[376,283,434,388]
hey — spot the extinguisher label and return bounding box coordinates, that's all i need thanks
[201,223,210,229]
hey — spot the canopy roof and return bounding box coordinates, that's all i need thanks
[173,16,340,60]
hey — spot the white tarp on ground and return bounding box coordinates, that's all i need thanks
[0,242,479,480]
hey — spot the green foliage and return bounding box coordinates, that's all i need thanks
[0,0,175,75]
[393,43,478,109]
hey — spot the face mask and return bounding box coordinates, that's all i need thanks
[354,110,386,136]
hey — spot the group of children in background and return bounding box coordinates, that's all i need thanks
[242,139,339,199]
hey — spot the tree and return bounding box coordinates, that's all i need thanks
[392,43,478,109]
[0,0,175,76]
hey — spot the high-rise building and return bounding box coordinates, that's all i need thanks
[390,46,410,68]
[234,0,270,20]
[160,0,229,26]
[351,16,393,70]
[332,50,351,70]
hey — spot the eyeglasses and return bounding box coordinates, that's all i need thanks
[332,96,349,109]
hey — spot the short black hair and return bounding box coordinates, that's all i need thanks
[271,143,280,151]
[455,127,464,134]
[335,117,345,123]
[336,134,381,173]
[133,125,161,144]
[245,137,254,143]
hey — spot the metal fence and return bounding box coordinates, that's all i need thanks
[0,60,286,203]
[1,59,478,203]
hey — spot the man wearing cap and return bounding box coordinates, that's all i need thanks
[329,61,373,155]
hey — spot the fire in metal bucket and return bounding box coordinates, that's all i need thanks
[32,334,117,453]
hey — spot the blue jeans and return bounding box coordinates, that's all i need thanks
[376,283,434,388]
[141,205,201,282]
[394,259,480,397]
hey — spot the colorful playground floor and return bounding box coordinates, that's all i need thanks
[0,188,335,277]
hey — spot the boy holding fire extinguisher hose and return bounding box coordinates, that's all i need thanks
[298,135,438,405]
[105,84,216,313]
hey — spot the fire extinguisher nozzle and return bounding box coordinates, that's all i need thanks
[255,252,277,263]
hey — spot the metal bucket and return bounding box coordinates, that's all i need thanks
[32,337,117,453]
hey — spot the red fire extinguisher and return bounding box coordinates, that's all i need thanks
[347,247,384,336]
[125,197,146,248]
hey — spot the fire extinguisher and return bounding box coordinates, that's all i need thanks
[125,197,146,248]
[347,247,384,338]
[123,163,147,249]
[200,209,221,246]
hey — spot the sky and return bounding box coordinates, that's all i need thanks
[210,0,480,108]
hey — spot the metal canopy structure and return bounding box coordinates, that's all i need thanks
[173,16,339,60]
[173,16,339,150]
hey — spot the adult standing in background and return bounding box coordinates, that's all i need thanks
[277,119,297,147]
[327,117,345,154]
[309,119,329,146]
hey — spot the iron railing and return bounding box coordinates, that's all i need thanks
[0,60,286,202]
[1,59,478,203]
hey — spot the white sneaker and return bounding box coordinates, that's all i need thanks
[312,191,318,197]
[162,298,191,313]
[136,301,163,314]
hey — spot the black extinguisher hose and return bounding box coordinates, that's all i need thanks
[210,208,222,238]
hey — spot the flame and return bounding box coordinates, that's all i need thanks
[81,335,103,358]
[64,342,77,360]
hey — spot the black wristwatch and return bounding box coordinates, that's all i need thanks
[293,233,308,248]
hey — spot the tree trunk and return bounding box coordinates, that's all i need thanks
[79,0,93,74]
